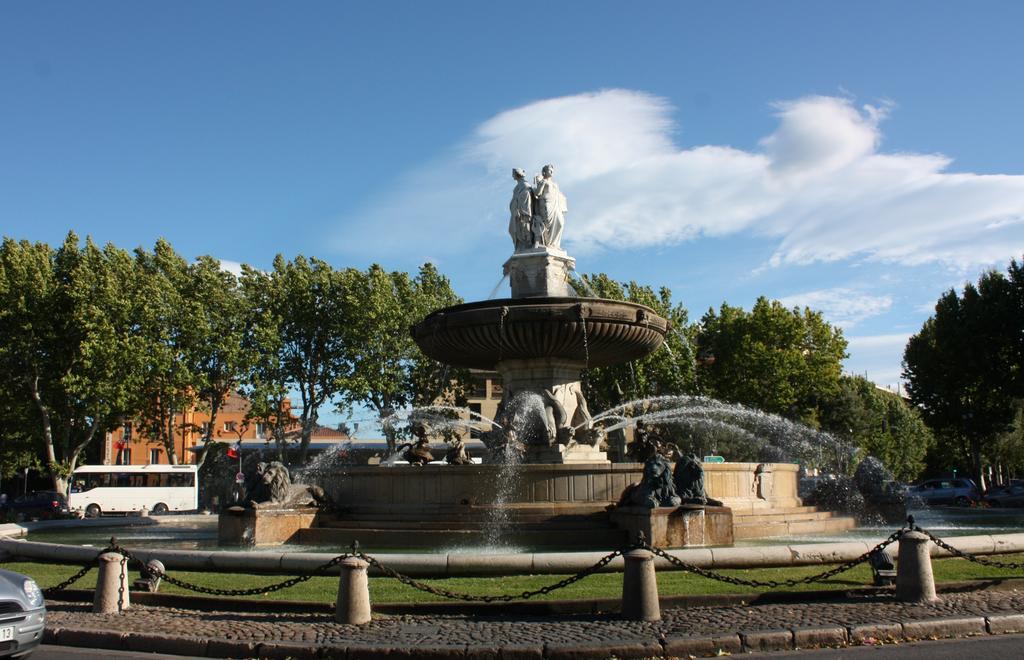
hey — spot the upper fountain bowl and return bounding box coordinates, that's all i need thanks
[411,297,670,370]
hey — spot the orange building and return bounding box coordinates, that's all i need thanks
[103,392,349,465]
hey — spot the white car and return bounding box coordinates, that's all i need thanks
[0,569,45,658]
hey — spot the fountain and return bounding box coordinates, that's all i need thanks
[218,165,854,549]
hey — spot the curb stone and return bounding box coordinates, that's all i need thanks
[793,625,848,648]
[255,640,321,659]
[742,629,794,652]
[495,644,544,659]
[55,627,126,649]
[545,640,663,659]
[662,633,742,657]
[847,622,902,643]
[207,638,259,657]
[123,632,208,656]
[986,614,1024,634]
[901,616,987,640]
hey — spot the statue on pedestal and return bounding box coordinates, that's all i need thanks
[532,164,566,249]
[508,164,567,252]
[508,168,534,251]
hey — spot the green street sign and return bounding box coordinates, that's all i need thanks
[703,455,725,463]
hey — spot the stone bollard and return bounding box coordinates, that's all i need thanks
[895,531,940,603]
[621,549,660,621]
[93,552,131,613]
[335,557,371,624]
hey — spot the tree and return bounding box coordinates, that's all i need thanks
[575,274,697,414]
[697,297,847,425]
[339,263,468,453]
[0,234,141,492]
[240,255,354,465]
[903,261,1023,487]
[819,375,933,481]
[132,239,197,465]
[182,256,252,467]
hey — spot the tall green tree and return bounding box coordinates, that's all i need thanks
[0,234,141,491]
[575,274,697,414]
[241,255,354,465]
[903,261,1023,487]
[132,239,197,465]
[182,256,252,467]
[819,375,933,481]
[697,297,848,425]
[339,263,467,453]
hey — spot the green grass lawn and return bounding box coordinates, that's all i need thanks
[4,553,1023,604]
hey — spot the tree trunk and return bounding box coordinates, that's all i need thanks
[970,439,984,491]
[194,396,222,470]
[27,375,62,492]
[165,404,179,465]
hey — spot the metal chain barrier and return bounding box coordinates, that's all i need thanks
[23,517,1022,604]
[354,547,629,602]
[642,529,907,589]
[42,561,97,596]
[106,541,356,597]
[913,525,1024,570]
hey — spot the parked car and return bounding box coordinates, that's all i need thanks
[908,478,981,507]
[2,491,70,522]
[984,483,1024,508]
[0,568,46,657]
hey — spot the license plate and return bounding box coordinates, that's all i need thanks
[0,625,13,641]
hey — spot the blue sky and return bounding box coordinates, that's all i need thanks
[3,1,1024,415]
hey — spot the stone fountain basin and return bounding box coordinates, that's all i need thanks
[411,297,670,370]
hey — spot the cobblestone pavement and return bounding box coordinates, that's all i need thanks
[42,589,1024,658]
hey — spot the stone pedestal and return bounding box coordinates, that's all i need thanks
[621,549,660,621]
[503,247,576,298]
[218,506,320,546]
[611,505,734,548]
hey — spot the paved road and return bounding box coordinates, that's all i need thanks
[746,632,1024,659]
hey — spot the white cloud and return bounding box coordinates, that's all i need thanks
[844,333,914,390]
[846,333,912,350]
[776,288,893,328]
[336,90,1024,270]
[216,259,244,277]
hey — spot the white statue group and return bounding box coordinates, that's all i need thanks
[508,164,567,252]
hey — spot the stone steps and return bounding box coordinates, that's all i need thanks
[318,517,613,532]
[733,509,843,523]
[294,525,629,550]
[732,514,857,540]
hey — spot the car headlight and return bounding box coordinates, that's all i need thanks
[22,578,43,608]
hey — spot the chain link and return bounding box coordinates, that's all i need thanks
[107,543,355,596]
[642,529,906,588]
[25,518,1023,603]
[914,526,1024,570]
[354,547,629,602]
[42,561,97,596]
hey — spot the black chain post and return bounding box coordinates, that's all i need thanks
[117,553,126,612]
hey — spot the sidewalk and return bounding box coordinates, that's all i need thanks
[43,587,1024,658]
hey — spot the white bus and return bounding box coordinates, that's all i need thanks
[68,464,199,517]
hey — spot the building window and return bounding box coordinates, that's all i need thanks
[149,448,161,465]
[122,423,132,441]
[200,422,210,437]
[490,381,503,398]
[255,423,267,439]
[224,421,236,433]
[469,403,482,439]
[118,447,132,465]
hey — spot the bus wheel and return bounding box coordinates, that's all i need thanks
[85,504,101,518]
[152,503,169,514]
